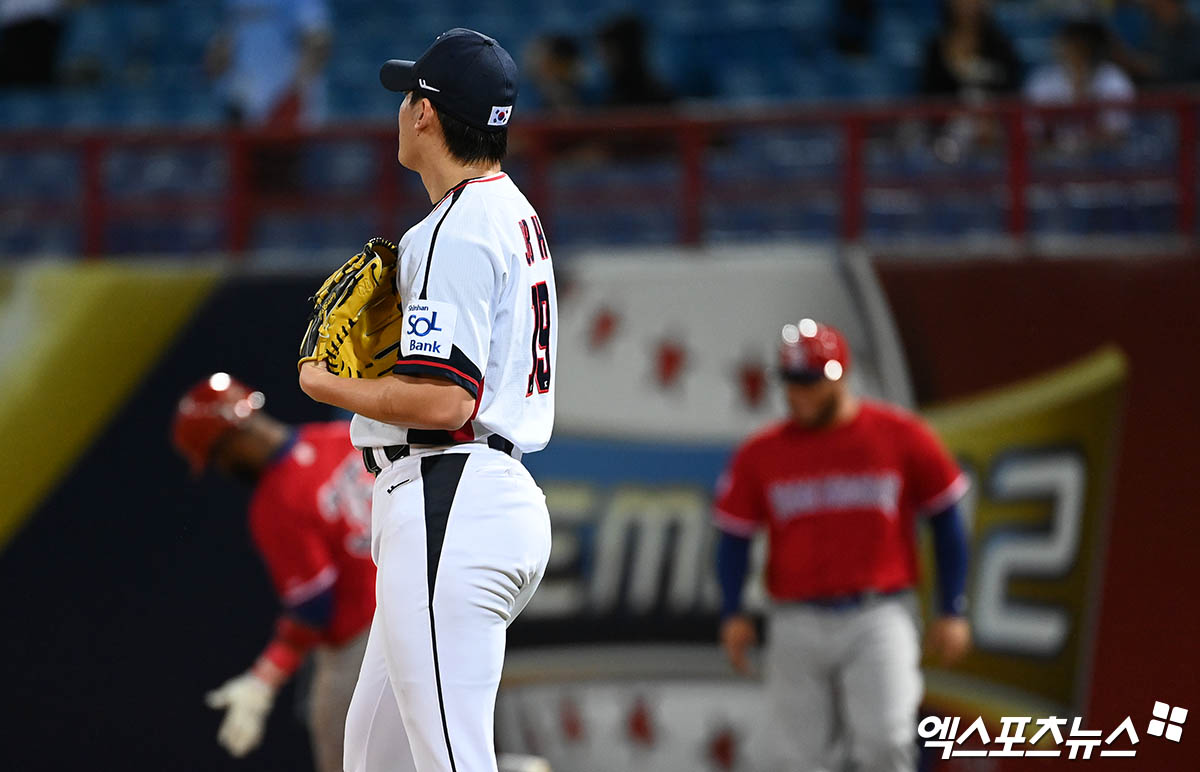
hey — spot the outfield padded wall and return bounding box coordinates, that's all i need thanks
[0,262,218,550]
[0,271,336,772]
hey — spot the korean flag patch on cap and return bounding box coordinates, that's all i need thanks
[488,105,512,126]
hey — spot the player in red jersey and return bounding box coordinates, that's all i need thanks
[172,373,376,772]
[714,320,971,772]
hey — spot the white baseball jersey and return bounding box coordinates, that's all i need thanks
[345,171,555,772]
[349,172,557,454]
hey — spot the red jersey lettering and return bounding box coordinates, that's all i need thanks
[714,401,966,601]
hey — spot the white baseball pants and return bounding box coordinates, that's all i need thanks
[344,447,552,772]
[765,597,922,772]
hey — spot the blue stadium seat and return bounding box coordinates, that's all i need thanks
[107,216,223,255]
[0,150,79,201]
[705,195,839,241]
[302,143,377,191]
[60,4,122,58]
[823,58,902,102]
[775,64,835,101]
[162,2,220,45]
[992,3,1058,41]
[0,217,81,256]
[0,92,57,128]
[252,211,376,253]
[774,0,835,31]
[553,207,678,246]
[103,147,226,199]
[864,188,922,238]
[1013,34,1055,71]
[59,91,121,127]
[878,15,927,74]
[168,93,225,127]
[1128,182,1177,234]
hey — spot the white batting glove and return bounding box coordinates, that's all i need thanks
[499,754,553,772]
[204,672,277,757]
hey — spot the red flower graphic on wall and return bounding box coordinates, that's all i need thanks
[737,360,767,409]
[627,696,657,747]
[707,725,738,770]
[559,695,585,743]
[589,307,619,350]
[655,339,688,388]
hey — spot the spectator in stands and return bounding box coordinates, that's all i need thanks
[834,0,876,57]
[1025,20,1136,149]
[0,0,67,87]
[205,0,331,128]
[596,13,674,108]
[918,0,1022,160]
[1118,0,1200,85]
[206,0,331,194]
[526,34,587,113]
[920,0,1022,103]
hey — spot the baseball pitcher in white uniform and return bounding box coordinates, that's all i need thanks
[299,28,556,772]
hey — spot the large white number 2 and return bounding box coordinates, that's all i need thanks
[972,451,1085,657]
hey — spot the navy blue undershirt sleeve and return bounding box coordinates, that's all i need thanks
[929,501,969,617]
[716,530,752,619]
[287,586,335,629]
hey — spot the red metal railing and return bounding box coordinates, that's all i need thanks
[0,93,1196,257]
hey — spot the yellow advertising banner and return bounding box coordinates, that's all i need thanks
[0,262,218,551]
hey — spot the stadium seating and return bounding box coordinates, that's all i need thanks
[1,0,1197,254]
[32,0,1200,127]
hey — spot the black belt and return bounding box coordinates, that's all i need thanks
[791,588,909,611]
[362,435,517,476]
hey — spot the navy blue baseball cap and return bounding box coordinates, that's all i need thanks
[380,28,518,133]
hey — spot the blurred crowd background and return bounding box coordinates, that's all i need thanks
[2,2,1198,772]
[3,0,1198,118]
[1,0,1199,255]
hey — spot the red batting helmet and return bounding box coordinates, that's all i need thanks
[172,373,266,474]
[778,318,850,383]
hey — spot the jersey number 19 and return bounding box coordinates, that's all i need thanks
[527,281,552,396]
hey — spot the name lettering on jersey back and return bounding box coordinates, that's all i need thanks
[768,472,902,521]
[401,300,457,360]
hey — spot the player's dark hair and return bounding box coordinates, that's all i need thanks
[434,104,507,166]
